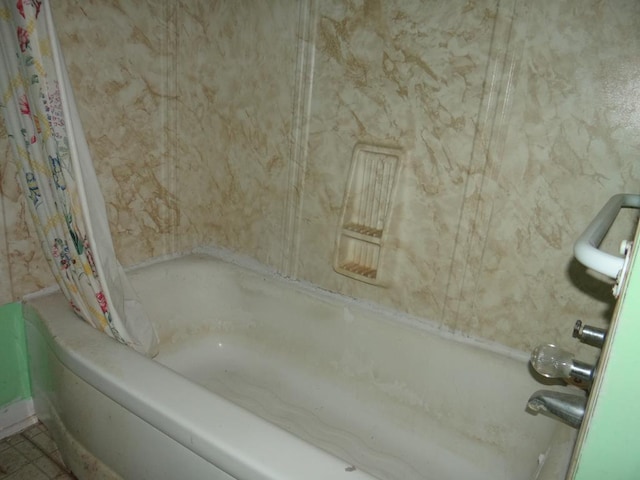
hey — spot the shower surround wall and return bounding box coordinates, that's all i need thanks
[0,0,639,355]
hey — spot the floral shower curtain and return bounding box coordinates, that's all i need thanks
[0,0,158,356]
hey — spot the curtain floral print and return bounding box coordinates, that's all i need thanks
[0,0,158,356]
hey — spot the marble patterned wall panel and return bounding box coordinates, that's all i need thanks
[52,0,178,266]
[295,0,640,353]
[1,0,638,355]
[0,0,177,301]
[1,119,54,304]
[175,0,298,268]
[1,101,57,304]
[444,0,640,353]
[0,159,54,302]
[297,0,500,321]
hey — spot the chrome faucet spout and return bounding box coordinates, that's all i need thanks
[527,389,587,429]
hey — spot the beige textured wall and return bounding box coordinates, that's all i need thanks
[0,0,638,354]
[174,1,297,265]
[294,0,640,355]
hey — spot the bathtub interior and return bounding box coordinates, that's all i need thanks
[26,285,378,480]
[24,305,238,480]
[125,253,571,480]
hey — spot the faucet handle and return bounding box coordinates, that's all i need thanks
[530,344,595,383]
[573,319,607,348]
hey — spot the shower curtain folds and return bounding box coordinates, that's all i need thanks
[0,0,158,356]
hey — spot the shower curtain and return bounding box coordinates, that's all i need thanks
[0,0,158,356]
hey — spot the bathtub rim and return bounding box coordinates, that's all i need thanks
[25,246,533,365]
[196,246,533,363]
[23,292,376,480]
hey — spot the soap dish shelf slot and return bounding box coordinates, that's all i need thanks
[333,144,402,285]
[342,223,383,245]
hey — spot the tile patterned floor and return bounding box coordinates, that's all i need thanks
[0,423,75,480]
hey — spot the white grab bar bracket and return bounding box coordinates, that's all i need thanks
[573,194,640,291]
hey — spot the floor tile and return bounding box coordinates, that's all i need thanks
[21,424,45,440]
[0,447,29,478]
[0,440,11,454]
[35,455,65,478]
[0,424,75,480]
[3,437,23,447]
[4,463,49,480]
[13,440,43,461]
[30,433,58,455]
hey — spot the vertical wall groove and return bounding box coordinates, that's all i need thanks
[280,0,318,278]
[161,0,179,256]
[442,0,528,330]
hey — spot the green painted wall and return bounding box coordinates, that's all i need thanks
[0,302,31,406]
[572,231,640,479]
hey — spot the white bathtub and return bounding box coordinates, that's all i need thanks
[23,251,576,480]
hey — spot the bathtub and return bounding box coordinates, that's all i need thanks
[23,250,576,480]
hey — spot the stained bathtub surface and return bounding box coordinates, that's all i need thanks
[128,253,562,480]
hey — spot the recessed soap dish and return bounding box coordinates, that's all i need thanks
[333,143,402,285]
